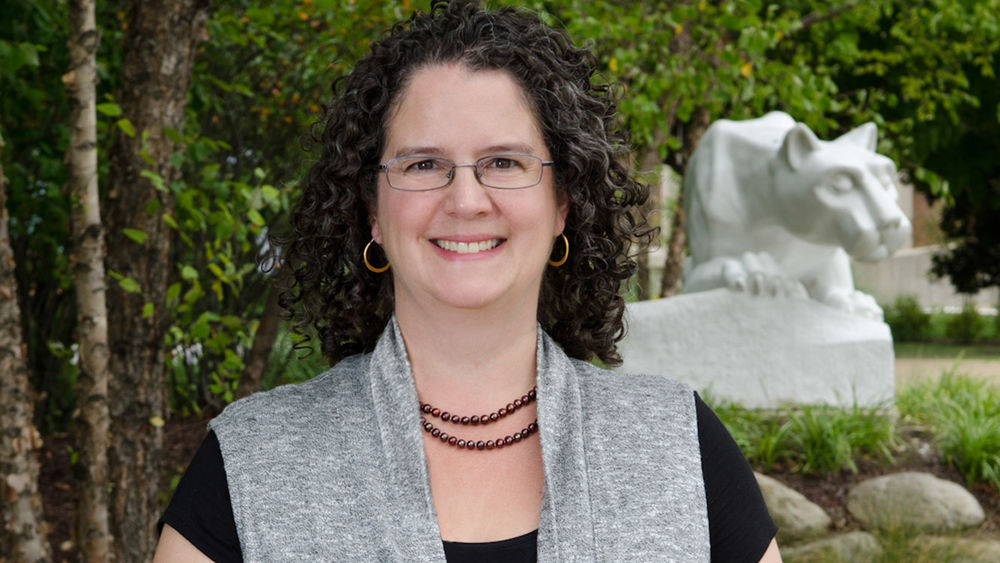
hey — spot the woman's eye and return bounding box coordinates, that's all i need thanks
[486,157,520,171]
[406,159,439,172]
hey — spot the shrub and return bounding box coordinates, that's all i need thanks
[711,399,897,476]
[786,404,897,475]
[897,372,1000,491]
[944,303,985,343]
[883,295,931,342]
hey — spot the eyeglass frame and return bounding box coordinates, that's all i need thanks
[376,153,555,192]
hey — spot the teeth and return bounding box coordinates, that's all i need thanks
[435,239,501,254]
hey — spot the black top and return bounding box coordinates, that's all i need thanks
[159,393,776,562]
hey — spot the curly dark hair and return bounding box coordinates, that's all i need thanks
[276,0,655,366]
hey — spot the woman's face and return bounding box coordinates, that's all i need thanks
[372,63,567,315]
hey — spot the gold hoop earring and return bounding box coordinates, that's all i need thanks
[363,240,390,273]
[548,233,569,267]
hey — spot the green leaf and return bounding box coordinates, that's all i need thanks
[164,127,184,144]
[116,118,136,137]
[166,282,181,302]
[198,311,222,323]
[181,265,199,281]
[260,185,280,203]
[246,209,265,226]
[140,170,167,192]
[142,302,154,318]
[97,102,123,116]
[191,319,210,340]
[245,7,275,26]
[119,277,142,293]
[122,228,147,244]
[208,263,225,280]
[18,42,39,67]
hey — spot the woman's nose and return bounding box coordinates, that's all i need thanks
[444,164,493,216]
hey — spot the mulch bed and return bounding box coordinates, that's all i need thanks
[37,414,999,559]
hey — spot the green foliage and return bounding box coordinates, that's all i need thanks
[261,322,330,390]
[786,404,897,475]
[1,0,79,430]
[944,303,985,343]
[897,373,1000,490]
[717,370,1000,492]
[883,295,931,342]
[710,400,898,476]
[163,131,291,412]
[190,1,406,188]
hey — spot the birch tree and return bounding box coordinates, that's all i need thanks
[0,132,51,563]
[65,0,111,558]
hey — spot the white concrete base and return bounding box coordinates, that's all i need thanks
[618,289,895,408]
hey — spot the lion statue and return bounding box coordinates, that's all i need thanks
[682,111,911,319]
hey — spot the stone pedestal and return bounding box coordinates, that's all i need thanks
[617,289,894,408]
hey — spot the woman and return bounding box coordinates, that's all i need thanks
[155,1,782,561]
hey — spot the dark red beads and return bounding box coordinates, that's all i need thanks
[419,416,539,452]
[418,386,537,427]
[418,385,538,452]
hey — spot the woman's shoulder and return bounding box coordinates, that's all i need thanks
[567,356,695,404]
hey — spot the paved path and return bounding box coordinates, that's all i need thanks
[895,358,1000,387]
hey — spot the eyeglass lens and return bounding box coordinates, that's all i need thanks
[384,154,546,191]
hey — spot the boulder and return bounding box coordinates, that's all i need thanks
[847,472,985,533]
[754,472,831,542]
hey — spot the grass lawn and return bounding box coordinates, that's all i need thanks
[894,342,1000,360]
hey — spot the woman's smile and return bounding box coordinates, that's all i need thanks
[432,238,505,255]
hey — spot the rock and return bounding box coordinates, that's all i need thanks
[781,531,882,562]
[847,472,985,533]
[910,536,1000,563]
[618,290,894,408]
[754,472,831,542]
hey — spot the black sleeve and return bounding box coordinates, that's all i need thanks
[158,430,243,563]
[695,392,778,563]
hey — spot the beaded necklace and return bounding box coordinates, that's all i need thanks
[419,387,538,451]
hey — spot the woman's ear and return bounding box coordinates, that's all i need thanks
[368,199,382,244]
[370,215,382,245]
[555,191,569,235]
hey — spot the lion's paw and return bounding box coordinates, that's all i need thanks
[820,289,883,320]
[722,252,807,299]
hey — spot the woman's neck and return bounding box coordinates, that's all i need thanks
[394,301,540,410]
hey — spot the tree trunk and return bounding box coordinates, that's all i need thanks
[659,106,712,297]
[65,0,112,559]
[103,1,209,560]
[0,135,52,562]
[236,286,282,399]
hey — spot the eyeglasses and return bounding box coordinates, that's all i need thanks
[378,153,554,192]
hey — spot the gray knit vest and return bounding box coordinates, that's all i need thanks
[210,320,709,561]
